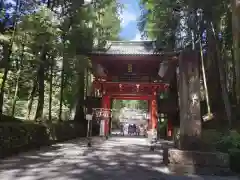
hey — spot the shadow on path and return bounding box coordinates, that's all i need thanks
[0,137,238,180]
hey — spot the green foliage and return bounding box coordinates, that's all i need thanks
[214,131,240,172]
[112,100,148,110]
[139,0,181,49]
[199,129,240,173]
[215,131,240,151]
[174,128,240,172]
[0,117,86,158]
[46,121,86,141]
[0,0,121,155]
[139,0,233,50]
[0,0,121,121]
[0,121,49,157]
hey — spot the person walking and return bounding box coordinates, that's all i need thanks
[120,123,124,136]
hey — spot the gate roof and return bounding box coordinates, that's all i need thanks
[90,41,179,56]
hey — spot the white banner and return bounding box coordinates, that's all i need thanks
[86,114,93,121]
[100,120,105,136]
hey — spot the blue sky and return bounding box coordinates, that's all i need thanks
[4,0,142,40]
[118,0,141,40]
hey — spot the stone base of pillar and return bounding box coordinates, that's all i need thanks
[179,135,203,151]
[166,148,232,176]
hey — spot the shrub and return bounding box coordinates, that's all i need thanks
[173,128,240,172]
[0,119,86,158]
[48,121,86,141]
[215,130,240,172]
[0,122,49,157]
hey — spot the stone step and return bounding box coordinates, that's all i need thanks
[167,148,236,176]
[168,164,234,176]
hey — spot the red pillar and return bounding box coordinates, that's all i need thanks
[167,119,173,137]
[148,100,152,130]
[101,95,110,136]
[150,93,158,130]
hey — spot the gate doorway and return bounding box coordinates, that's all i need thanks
[111,100,149,137]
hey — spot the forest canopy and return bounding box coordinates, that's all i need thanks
[138,0,240,126]
[0,0,122,121]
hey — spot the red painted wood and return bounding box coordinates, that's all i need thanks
[112,95,151,100]
[95,81,169,95]
[101,95,110,136]
[90,54,178,63]
[90,55,178,78]
[101,82,169,86]
[167,119,173,137]
[90,53,180,137]
[148,101,152,130]
[150,94,158,130]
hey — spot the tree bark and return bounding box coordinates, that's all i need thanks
[11,36,25,117]
[11,70,21,117]
[205,28,224,117]
[0,44,11,118]
[49,56,53,121]
[0,0,19,118]
[34,49,47,121]
[59,56,65,121]
[178,50,201,151]
[231,0,240,104]
[26,80,37,120]
[211,22,232,127]
[74,72,85,122]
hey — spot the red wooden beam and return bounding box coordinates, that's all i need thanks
[101,81,169,86]
[101,82,169,91]
[92,80,170,95]
[112,95,151,100]
[104,82,168,94]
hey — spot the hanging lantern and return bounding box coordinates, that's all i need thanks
[159,89,169,99]
[158,61,177,81]
[159,92,164,99]
[158,62,168,78]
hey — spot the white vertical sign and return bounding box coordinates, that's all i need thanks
[100,120,105,136]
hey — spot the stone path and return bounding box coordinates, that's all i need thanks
[0,136,239,180]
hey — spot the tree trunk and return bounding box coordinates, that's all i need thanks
[26,80,37,120]
[0,0,19,118]
[231,0,240,104]
[205,28,224,117]
[211,22,232,127]
[59,56,65,121]
[34,49,47,121]
[74,72,85,122]
[34,67,45,121]
[199,38,211,116]
[231,48,237,102]
[0,44,11,118]
[49,56,53,121]
[11,70,21,117]
[178,51,202,151]
[11,37,25,117]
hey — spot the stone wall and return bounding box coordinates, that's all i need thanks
[169,128,232,175]
[167,148,230,175]
[173,128,224,151]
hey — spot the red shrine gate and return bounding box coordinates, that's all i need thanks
[88,41,178,137]
[93,82,169,135]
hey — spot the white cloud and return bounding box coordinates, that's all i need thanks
[131,32,152,41]
[132,32,142,41]
[119,11,136,28]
